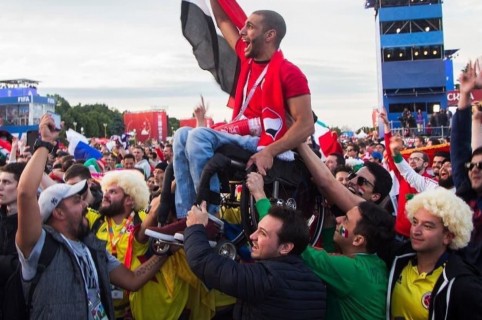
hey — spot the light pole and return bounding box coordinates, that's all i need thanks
[103,123,107,138]
[73,121,77,131]
[81,127,84,135]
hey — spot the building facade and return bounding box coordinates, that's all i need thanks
[0,79,56,135]
[365,0,454,131]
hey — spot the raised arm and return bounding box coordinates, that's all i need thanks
[297,143,363,213]
[210,0,240,50]
[16,115,58,258]
[390,140,438,192]
[8,137,18,163]
[194,96,208,128]
[136,196,160,244]
[472,102,482,151]
[452,61,482,190]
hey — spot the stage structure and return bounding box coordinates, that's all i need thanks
[364,0,457,128]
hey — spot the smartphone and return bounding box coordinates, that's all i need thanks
[26,130,39,153]
[47,111,62,131]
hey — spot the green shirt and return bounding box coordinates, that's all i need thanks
[256,198,387,320]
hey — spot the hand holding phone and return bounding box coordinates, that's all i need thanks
[46,112,62,131]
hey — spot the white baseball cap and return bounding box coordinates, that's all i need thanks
[38,180,88,222]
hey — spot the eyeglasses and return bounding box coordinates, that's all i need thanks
[408,156,423,162]
[347,173,375,189]
[465,161,482,171]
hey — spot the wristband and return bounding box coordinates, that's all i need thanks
[33,139,57,154]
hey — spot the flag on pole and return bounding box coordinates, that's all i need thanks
[66,129,102,161]
[181,0,243,97]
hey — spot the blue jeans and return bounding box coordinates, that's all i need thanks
[173,127,259,217]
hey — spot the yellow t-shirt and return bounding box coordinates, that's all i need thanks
[391,260,444,320]
[86,209,148,318]
[86,209,233,320]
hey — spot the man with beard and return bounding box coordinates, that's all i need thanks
[438,161,455,190]
[85,169,163,319]
[388,141,455,192]
[88,169,199,320]
[173,1,314,217]
[16,115,167,320]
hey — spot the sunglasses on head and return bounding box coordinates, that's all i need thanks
[347,173,375,189]
[465,161,482,171]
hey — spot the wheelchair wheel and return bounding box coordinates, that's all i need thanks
[151,239,171,256]
[215,240,237,260]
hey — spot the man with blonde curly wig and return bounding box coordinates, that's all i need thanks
[85,169,161,319]
[386,188,482,320]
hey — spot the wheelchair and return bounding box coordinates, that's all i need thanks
[147,144,326,260]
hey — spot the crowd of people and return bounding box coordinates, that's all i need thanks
[1,1,482,320]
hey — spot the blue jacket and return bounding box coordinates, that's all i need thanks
[184,224,326,320]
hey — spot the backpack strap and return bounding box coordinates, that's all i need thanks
[90,215,105,235]
[25,232,59,315]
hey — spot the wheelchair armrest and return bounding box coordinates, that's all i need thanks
[208,214,224,230]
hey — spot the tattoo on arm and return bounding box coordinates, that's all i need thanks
[134,256,165,277]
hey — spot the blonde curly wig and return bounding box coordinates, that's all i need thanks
[406,188,473,250]
[101,169,149,211]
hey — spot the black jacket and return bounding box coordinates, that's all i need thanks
[0,212,19,286]
[0,212,19,319]
[184,225,326,320]
[429,253,482,320]
[387,247,482,320]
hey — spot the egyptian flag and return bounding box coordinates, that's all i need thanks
[181,0,246,100]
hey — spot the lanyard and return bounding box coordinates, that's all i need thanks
[106,211,137,269]
[107,211,135,256]
[61,234,100,299]
[234,61,269,121]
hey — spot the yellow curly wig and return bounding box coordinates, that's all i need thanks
[406,188,473,250]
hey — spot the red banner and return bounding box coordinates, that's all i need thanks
[447,89,482,106]
[123,110,167,143]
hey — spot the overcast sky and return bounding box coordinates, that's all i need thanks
[1,0,481,129]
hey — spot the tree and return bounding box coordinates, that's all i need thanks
[168,117,180,137]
